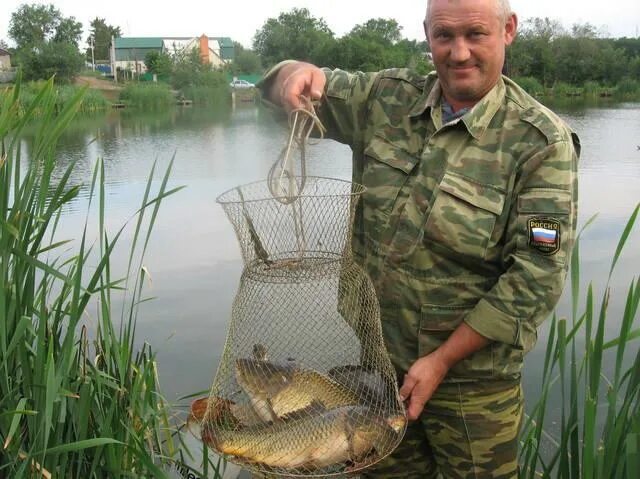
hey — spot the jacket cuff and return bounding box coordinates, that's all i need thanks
[464,299,520,347]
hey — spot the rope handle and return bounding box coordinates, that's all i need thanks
[267,97,326,204]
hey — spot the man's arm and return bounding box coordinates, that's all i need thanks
[400,132,579,420]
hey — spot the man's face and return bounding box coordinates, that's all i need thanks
[425,0,517,109]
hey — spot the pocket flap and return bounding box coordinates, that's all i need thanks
[518,189,572,215]
[438,172,506,215]
[364,134,419,174]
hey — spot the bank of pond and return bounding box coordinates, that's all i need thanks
[5,75,640,117]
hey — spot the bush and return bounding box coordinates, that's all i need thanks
[514,76,544,96]
[582,80,601,98]
[615,77,640,99]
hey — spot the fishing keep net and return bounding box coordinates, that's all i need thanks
[190,105,406,477]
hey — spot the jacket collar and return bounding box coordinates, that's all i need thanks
[409,76,506,140]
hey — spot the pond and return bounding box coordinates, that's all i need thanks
[35,99,640,419]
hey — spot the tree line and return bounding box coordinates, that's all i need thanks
[3,3,640,94]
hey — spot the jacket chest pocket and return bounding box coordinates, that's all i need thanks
[362,135,419,222]
[424,171,505,259]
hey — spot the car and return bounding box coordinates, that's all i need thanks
[229,79,255,89]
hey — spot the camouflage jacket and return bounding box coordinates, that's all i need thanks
[261,67,579,381]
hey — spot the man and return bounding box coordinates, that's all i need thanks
[258,0,579,477]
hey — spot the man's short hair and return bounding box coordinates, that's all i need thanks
[425,0,513,28]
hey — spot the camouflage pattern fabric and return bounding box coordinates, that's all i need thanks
[311,68,579,380]
[257,66,579,477]
[361,380,522,479]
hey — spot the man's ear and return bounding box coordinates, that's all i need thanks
[504,13,518,46]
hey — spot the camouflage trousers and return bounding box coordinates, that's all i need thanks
[360,379,523,479]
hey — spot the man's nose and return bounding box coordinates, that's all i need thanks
[450,37,471,62]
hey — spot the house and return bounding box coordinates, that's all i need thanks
[0,48,11,70]
[110,37,163,76]
[110,35,235,78]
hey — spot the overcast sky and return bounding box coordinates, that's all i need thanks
[1,0,639,49]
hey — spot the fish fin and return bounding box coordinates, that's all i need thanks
[279,400,327,421]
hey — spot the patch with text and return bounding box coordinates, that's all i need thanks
[528,217,561,255]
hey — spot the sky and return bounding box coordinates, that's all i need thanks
[1,0,639,49]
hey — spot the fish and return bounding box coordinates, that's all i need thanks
[235,357,361,423]
[187,396,267,441]
[203,404,406,470]
[327,365,391,404]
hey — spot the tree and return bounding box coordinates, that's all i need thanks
[86,17,121,62]
[9,3,84,82]
[144,51,173,76]
[253,8,335,67]
[9,4,81,48]
[230,42,262,75]
[349,18,403,45]
[20,42,84,83]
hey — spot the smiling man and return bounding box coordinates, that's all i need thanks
[258,0,579,477]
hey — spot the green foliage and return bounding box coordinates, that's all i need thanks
[253,8,335,66]
[615,78,640,99]
[86,17,121,62]
[170,48,229,100]
[520,205,640,478]
[508,17,640,92]
[9,3,82,48]
[0,77,219,477]
[551,81,574,97]
[182,85,231,105]
[17,41,85,84]
[119,82,175,109]
[9,3,84,83]
[231,43,262,75]
[513,77,544,96]
[582,80,600,98]
[145,51,173,76]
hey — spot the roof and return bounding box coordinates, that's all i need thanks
[212,37,234,48]
[0,48,10,56]
[114,37,164,49]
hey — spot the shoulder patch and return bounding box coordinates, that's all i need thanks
[528,217,561,255]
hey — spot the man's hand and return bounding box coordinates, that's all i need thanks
[269,62,326,111]
[399,352,450,420]
[399,322,491,420]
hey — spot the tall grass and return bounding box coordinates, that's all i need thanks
[0,78,220,477]
[14,80,109,115]
[181,85,230,106]
[119,83,175,109]
[520,205,640,478]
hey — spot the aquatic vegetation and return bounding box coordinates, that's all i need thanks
[520,205,640,478]
[0,77,220,477]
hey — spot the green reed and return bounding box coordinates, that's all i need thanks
[0,77,221,477]
[119,83,175,110]
[520,204,640,478]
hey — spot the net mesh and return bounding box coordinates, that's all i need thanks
[192,103,406,476]
[193,177,406,476]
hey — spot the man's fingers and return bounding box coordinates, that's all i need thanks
[407,393,428,420]
[280,66,325,110]
[309,68,325,100]
[399,373,417,401]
